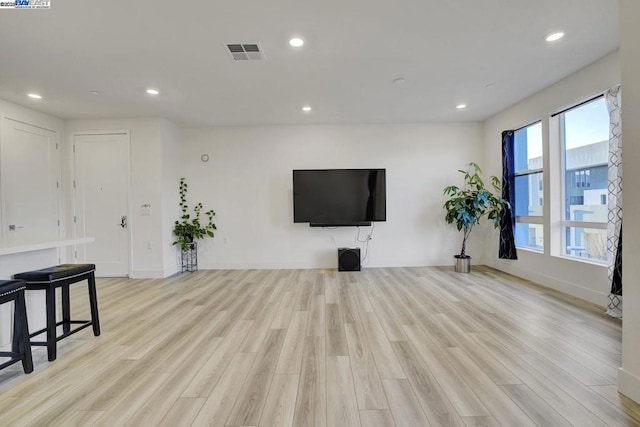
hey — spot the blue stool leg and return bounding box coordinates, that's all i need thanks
[45,287,57,361]
[88,274,100,336]
[15,291,33,373]
[62,284,71,334]
[12,298,20,355]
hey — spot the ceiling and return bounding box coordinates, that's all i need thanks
[0,0,619,127]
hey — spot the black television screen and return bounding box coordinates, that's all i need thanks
[293,169,386,226]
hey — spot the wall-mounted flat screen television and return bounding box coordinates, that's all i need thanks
[293,169,386,226]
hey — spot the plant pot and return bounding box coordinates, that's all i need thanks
[181,242,198,273]
[454,255,471,273]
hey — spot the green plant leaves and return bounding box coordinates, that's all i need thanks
[173,177,217,250]
[442,163,508,257]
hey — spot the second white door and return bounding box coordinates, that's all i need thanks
[1,118,60,245]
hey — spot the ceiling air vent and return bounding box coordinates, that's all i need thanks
[226,43,265,61]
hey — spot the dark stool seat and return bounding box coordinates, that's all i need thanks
[0,280,33,374]
[14,264,100,362]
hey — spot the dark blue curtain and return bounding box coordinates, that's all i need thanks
[499,131,518,259]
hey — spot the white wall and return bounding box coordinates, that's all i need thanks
[65,118,167,277]
[181,123,483,269]
[0,98,64,145]
[160,119,182,276]
[482,51,620,306]
[619,0,640,404]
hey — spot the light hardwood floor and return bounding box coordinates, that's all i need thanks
[1,266,639,426]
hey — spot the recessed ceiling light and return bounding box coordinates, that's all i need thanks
[546,32,565,42]
[392,77,406,85]
[146,88,160,95]
[90,90,100,95]
[456,104,467,110]
[289,38,304,48]
[301,105,312,112]
[27,93,42,99]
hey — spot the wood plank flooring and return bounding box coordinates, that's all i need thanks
[0,266,638,426]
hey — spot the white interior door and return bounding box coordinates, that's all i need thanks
[74,132,130,277]
[0,118,60,245]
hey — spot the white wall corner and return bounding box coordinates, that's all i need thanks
[129,269,167,279]
[618,368,640,405]
[163,265,180,278]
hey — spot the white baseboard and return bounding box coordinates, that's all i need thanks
[198,258,463,271]
[619,368,640,404]
[128,264,180,278]
[199,261,315,270]
[488,259,607,306]
[129,269,167,279]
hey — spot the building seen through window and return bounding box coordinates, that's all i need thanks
[561,96,609,262]
[513,122,543,251]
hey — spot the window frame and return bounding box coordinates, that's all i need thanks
[511,121,544,252]
[556,95,608,264]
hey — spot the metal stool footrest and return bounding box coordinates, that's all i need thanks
[29,320,94,343]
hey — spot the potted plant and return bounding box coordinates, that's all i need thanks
[173,177,216,272]
[443,162,508,273]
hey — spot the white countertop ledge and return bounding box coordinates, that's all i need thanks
[0,237,94,256]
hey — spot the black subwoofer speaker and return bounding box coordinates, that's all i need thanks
[338,248,361,271]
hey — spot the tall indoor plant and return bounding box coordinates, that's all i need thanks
[173,178,216,271]
[443,162,508,272]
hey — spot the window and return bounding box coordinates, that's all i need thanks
[559,96,608,262]
[513,122,543,251]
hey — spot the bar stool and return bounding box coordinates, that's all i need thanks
[14,264,100,362]
[0,280,34,374]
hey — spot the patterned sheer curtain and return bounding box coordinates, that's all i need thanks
[499,131,518,259]
[606,84,622,319]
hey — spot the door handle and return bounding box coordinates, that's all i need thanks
[8,225,25,230]
[118,216,127,228]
